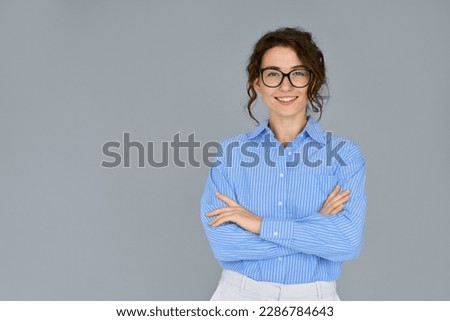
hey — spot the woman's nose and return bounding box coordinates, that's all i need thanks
[279,75,293,91]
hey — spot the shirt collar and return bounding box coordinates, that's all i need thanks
[246,120,269,140]
[303,116,327,144]
[246,116,326,145]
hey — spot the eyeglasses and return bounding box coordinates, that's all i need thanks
[259,67,312,88]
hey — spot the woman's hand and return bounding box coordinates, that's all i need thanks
[320,185,350,215]
[207,192,262,234]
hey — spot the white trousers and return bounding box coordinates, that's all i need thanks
[211,270,340,301]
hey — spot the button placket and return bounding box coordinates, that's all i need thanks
[276,144,287,214]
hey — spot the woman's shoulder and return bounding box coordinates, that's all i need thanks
[326,133,365,170]
[307,119,365,163]
[218,130,256,148]
[330,133,363,154]
[212,130,261,166]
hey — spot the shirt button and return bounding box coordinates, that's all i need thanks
[287,151,292,156]
[278,201,283,206]
[273,231,279,237]
[279,173,284,178]
[278,257,282,261]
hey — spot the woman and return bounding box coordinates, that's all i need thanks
[200,27,366,301]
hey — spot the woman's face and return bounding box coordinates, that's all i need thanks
[254,46,309,121]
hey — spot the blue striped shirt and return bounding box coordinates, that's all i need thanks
[200,117,366,284]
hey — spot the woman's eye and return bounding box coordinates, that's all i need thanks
[267,72,280,77]
[292,70,306,77]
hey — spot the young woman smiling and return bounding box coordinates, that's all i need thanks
[201,27,366,301]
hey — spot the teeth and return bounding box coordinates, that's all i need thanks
[276,97,297,102]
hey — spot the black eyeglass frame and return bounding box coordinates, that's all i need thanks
[258,67,312,88]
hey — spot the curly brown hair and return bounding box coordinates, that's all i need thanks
[246,27,328,124]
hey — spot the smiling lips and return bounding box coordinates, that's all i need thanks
[275,96,298,104]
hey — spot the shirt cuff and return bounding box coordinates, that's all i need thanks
[260,218,294,247]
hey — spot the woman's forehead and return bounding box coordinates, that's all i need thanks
[261,46,303,69]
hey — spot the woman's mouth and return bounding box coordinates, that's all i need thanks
[275,96,298,104]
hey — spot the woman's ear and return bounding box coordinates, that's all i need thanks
[253,78,261,93]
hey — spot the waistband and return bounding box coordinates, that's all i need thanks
[220,269,337,300]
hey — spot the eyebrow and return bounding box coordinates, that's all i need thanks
[262,64,307,70]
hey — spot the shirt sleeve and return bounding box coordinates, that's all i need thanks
[259,142,367,262]
[200,147,297,262]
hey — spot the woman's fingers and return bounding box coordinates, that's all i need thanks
[330,203,345,215]
[207,192,243,226]
[323,185,341,205]
[320,188,350,215]
[207,192,241,220]
[327,194,349,211]
[210,213,234,226]
[207,207,234,217]
[215,192,239,207]
[208,207,262,234]
[323,199,348,214]
[327,191,350,208]
[207,206,241,226]
[327,185,341,199]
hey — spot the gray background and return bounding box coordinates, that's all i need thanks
[1,0,449,300]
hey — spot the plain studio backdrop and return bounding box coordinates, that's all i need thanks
[1,0,449,300]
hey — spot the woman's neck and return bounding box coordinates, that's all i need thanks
[268,114,308,147]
